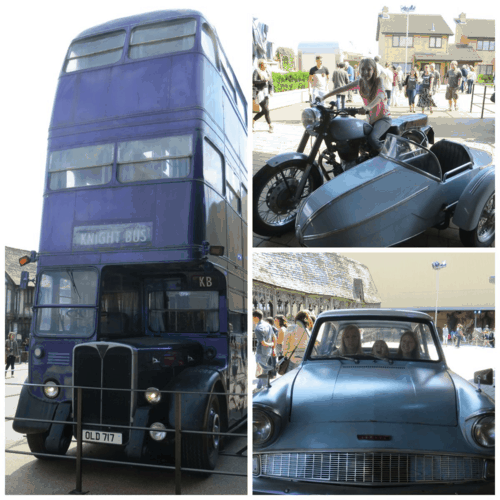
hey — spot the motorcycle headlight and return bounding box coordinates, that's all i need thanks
[253,408,275,446]
[472,415,495,448]
[145,387,161,404]
[43,381,59,399]
[301,107,322,131]
[149,422,167,441]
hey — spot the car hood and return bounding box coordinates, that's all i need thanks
[290,361,457,426]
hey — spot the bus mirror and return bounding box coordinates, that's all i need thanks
[20,271,30,290]
[209,246,224,256]
[19,255,31,266]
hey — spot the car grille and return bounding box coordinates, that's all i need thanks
[259,452,485,484]
[73,344,134,438]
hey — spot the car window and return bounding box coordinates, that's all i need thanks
[310,319,440,361]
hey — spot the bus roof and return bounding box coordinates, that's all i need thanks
[75,9,208,40]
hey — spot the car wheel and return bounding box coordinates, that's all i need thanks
[253,161,323,237]
[27,428,72,460]
[459,192,495,247]
[182,394,221,473]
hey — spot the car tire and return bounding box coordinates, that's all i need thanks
[253,161,323,237]
[182,394,221,473]
[27,428,71,460]
[459,192,495,247]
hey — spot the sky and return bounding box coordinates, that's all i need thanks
[341,251,495,308]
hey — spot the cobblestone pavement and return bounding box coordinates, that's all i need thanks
[252,86,495,248]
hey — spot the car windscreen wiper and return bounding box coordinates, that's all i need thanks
[356,354,394,364]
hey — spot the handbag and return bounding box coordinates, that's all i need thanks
[277,327,308,376]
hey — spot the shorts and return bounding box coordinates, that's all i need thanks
[446,86,458,100]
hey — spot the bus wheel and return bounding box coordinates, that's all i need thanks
[182,394,221,473]
[27,429,71,459]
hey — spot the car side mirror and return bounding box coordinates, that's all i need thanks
[474,368,493,388]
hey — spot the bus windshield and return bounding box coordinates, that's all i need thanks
[35,269,98,336]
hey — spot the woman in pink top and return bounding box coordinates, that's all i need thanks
[322,58,391,153]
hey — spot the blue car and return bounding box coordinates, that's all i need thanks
[253,309,494,494]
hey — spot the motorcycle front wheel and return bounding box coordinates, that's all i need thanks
[253,160,323,237]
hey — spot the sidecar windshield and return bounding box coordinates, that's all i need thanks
[381,135,442,180]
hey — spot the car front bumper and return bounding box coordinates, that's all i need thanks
[253,475,494,495]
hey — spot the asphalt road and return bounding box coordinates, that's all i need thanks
[5,367,248,495]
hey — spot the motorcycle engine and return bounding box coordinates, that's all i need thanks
[336,140,361,162]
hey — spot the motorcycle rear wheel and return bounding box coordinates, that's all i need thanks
[253,161,323,237]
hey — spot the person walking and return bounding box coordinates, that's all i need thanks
[252,59,274,133]
[445,61,462,111]
[331,62,349,109]
[282,310,314,371]
[308,55,330,103]
[467,68,476,94]
[430,63,441,95]
[455,323,465,348]
[253,310,274,389]
[273,315,288,358]
[442,324,449,346]
[5,332,19,378]
[417,64,436,114]
[460,65,469,93]
[374,56,392,110]
[404,68,419,112]
[390,65,399,107]
[345,61,355,102]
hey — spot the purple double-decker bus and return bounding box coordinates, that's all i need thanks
[14,10,248,471]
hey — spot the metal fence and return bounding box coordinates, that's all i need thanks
[5,374,247,494]
[470,84,495,119]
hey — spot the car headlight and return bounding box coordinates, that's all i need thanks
[149,422,167,441]
[43,381,59,399]
[145,387,161,404]
[473,415,495,448]
[253,409,275,446]
[301,107,322,131]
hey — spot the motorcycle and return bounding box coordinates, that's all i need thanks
[253,101,433,237]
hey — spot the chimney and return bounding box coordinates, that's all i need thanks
[459,12,466,23]
[381,6,389,19]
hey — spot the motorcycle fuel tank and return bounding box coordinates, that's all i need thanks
[329,116,371,141]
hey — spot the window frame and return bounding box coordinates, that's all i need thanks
[429,36,442,48]
[392,35,413,48]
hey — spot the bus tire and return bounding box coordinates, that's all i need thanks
[27,429,71,460]
[182,394,221,474]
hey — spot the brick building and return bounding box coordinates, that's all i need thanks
[5,247,37,340]
[252,253,381,320]
[454,13,495,75]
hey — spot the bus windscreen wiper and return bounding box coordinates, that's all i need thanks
[67,270,81,300]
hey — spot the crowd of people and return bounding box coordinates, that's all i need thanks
[252,55,486,134]
[442,323,495,348]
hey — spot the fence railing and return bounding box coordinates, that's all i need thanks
[5,379,247,494]
[470,84,495,119]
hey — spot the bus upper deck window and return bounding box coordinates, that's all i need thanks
[65,31,125,73]
[203,140,223,194]
[48,144,113,190]
[201,24,217,66]
[117,135,192,183]
[129,19,196,60]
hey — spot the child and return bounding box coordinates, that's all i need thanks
[322,58,392,154]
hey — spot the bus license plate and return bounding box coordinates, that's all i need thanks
[83,430,122,445]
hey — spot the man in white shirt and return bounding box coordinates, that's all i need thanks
[442,324,449,345]
[308,55,330,102]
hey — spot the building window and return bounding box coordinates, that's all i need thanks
[392,36,413,48]
[478,65,494,75]
[477,40,495,51]
[393,62,412,73]
[429,37,442,48]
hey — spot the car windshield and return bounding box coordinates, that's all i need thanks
[309,318,440,362]
[380,135,441,179]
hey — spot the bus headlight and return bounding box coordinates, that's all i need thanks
[34,346,44,358]
[473,415,495,448]
[145,387,161,404]
[43,381,59,399]
[149,422,167,441]
[301,107,322,131]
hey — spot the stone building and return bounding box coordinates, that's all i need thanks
[253,253,381,320]
[454,13,495,75]
[5,247,37,339]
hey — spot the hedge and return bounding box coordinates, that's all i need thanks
[272,71,309,93]
[477,74,494,84]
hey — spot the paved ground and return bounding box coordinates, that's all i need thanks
[4,364,247,495]
[252,86,495,248]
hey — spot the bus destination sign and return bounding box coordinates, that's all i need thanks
[73,222,153,250]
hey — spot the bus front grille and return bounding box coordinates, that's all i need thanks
[73,344,134,435]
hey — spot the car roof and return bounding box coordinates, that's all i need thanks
[316,308,433,321]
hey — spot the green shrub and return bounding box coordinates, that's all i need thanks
[272,71,309,93]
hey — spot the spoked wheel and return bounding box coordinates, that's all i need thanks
[459,192,495,247]
[253,161,323,237]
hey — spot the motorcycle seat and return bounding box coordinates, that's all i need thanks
[387,113,428,136]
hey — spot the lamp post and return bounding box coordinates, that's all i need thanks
[431,261,447,328]
[401,5,416,74]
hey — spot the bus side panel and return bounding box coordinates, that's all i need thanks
[204,185,227,253]
[51,76,77,126]
[75,69,114,123]
[40,192,77,253]
[170,54,199,109]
